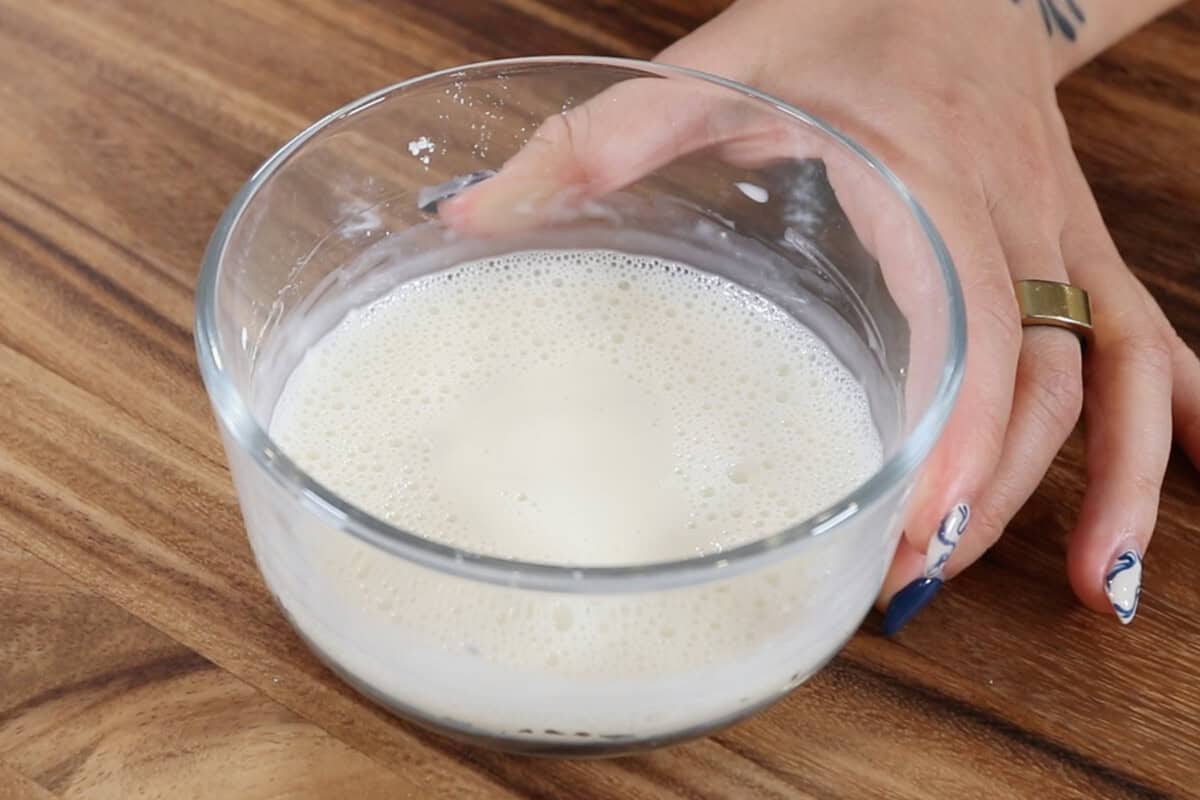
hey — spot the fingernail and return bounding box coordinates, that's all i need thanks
[882,503,970,637]
[417,169,497,214]
[923,503,970,579]
[1104,549,1143,625]
[439,175,575,235]
[882,577,942,636]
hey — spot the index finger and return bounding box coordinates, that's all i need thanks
[439,77,729,235]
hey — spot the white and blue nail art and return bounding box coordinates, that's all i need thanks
[923,503,970,579]
[1104,549,1143,625]
[882,503,970,637]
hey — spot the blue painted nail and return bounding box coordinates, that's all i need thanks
[883,577,943,636]
[883,504,969,636]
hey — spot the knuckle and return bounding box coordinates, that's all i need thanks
[989,113,1065,222]
[1111,327,1173,375]
[1002,95,1047,140]
[1030,366,1084,436]
[986,171,1063,228]
[1021,173,1066,223]
[1165,325,1192,360]
[533,108,600,185]
[533,111,571,148]
[923,82,987,130]
[1004,123,1049,173]
[1024,336,1084,434]
[975,289,1022,343]
[886,88,991,172]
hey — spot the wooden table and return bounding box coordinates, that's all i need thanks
[1,2,1197,798]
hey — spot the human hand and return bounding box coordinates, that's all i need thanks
[440,0,1200,630]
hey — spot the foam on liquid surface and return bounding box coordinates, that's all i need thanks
[272,249,880,564]
[266,250,883,712]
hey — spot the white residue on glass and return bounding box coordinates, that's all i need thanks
[408,135,435,165]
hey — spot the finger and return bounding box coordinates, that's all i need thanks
[1129,276,1200,467]
[900,208,1019,558]
[950,326,1081,565]
[437,0,783,236]
[438,64,879,238]
[880,204,1020,633]
[1060,171,1173,624]
[939,164,1081,578]
[1169,324,1200,466]
[438,77,727,235]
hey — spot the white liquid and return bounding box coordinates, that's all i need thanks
[266,249,885,739]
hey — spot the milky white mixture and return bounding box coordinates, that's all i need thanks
[264,249,884,737]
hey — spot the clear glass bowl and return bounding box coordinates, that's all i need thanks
[195,57,965,755]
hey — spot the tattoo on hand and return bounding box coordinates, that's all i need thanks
[1013,0,1086,41]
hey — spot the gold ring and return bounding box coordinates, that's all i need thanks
[1014,279,1093,343]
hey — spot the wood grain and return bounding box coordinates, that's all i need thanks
[0,540,425,799]
[0,1,1198,798]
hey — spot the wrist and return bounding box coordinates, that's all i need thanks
[1031,0,1186,82]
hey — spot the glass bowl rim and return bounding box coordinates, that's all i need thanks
[194,55,967,594]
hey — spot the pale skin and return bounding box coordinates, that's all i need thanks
[442,0,1200,624]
